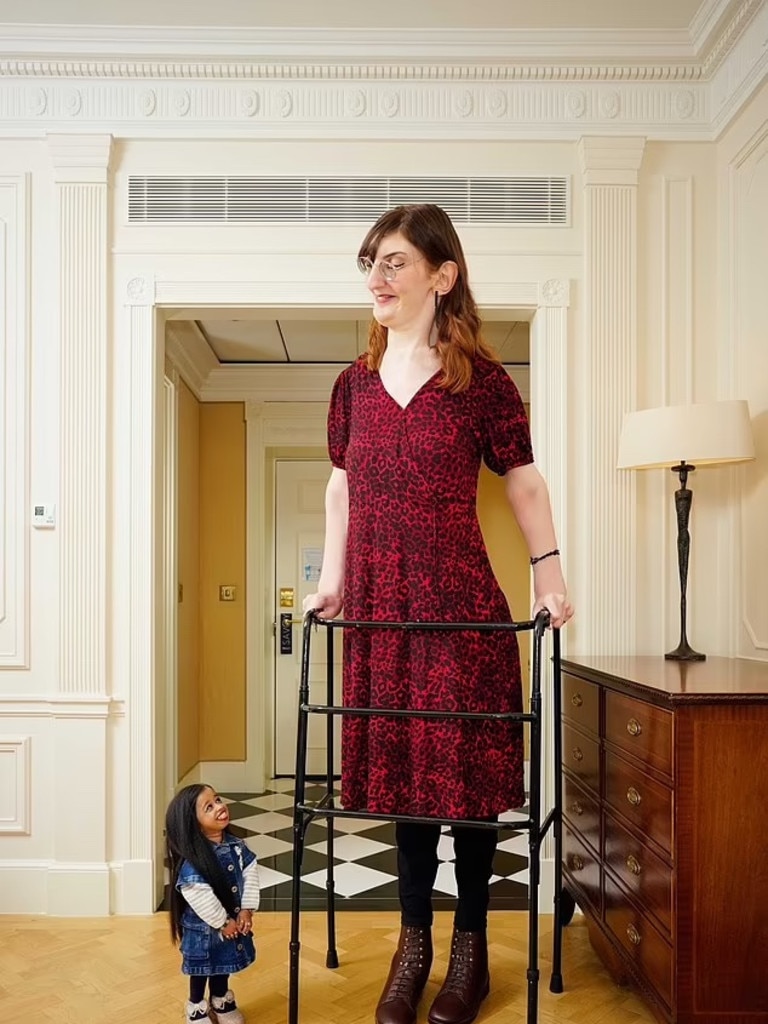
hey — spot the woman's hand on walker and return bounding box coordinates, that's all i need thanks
[533,593,574,629]
[302,592,343,619]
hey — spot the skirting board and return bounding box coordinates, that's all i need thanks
[0,859,155,915]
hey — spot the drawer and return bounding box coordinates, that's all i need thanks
[605,875,674,1011]
[604,753,673,856]
[604,811,672,937]
[562,673,600,736]
[605,690,673,778]
[563,822,601,916]
[563,774,600,854]
[563,722,600,795]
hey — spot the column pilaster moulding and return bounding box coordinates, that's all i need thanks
[47,134,113,184]
[49,133,113,697]
[578,135,647,186]
[578,136,645,655]
[124,277,157,887]
[530,281,570,862]
[0,173,30,668]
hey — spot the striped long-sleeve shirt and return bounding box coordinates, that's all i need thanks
[181,858,260,929]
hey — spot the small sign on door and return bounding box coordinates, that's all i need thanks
[302,547,322,583]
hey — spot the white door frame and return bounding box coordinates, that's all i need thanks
[122,275,570,913]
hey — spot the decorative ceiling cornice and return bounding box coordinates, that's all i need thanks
[0,0,762,82]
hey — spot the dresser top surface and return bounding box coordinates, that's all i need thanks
[560,655,768,703]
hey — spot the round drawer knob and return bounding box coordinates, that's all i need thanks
[626,786,642,807]
[626,717,642,737]
[626,854,642,876]
[572,747,584,762]
[571,854,584,872]
[626,924,642,946]
[571,693,583,708]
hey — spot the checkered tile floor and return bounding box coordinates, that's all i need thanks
[224,780,530,912]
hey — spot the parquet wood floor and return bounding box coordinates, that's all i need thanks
[0,911,655,1023]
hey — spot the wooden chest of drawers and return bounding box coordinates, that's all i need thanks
[560,656,768,1024]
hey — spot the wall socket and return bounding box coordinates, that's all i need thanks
[219,585,237,602]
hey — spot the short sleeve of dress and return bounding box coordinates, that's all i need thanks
[480,363,534,476]
[327,368,351,469]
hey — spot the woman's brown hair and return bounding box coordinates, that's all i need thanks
[357,204,499,392]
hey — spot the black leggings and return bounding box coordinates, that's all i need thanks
[189,975,229,1003]
[396,820,498,932]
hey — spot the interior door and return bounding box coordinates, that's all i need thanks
[274,459,343,777]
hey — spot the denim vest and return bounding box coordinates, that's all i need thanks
[176,834,257,976]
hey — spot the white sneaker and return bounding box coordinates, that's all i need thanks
[210,989,245,1024]
[185,998,211,1022]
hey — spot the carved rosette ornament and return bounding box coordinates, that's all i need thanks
[277,89,293,117]
[381,90,400,118]
[567,90,586,118]
[139,89,157,116]
[600,90,620,119]
[173,89,191,116]
[27,87,48,115]
[345,88,366,118]
[674,90,695,119]
[240,89,260,117]
[454,89,473,118]
[487,89,507,118]
[540,278,569,307]
[126,277,149,303]
[63,88,82,116]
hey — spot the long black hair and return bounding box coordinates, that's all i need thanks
[165,783,240,944]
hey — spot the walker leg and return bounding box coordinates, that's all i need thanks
[549,628,565,994]
[325,628,339,969]
[289,816,307,1024]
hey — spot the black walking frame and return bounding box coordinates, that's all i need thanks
[289,610,569,1024]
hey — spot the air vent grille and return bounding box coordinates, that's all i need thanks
[128,176,569,226]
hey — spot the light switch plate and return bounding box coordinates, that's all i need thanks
[32,503,56,528]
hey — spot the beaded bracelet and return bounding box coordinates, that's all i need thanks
[530,548,560,566]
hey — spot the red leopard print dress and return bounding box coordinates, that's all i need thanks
[328,355,533,819]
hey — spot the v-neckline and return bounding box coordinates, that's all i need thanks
[376,369,441,412]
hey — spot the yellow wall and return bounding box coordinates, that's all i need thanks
[476,411,532,688]
[177,380,201,778]
[199,403,247,762]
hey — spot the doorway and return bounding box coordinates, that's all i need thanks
[272,458,342,777]
[137,289,568,915]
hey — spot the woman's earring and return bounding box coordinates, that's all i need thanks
[429,291,441,349]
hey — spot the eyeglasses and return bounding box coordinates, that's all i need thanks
[356,255,424,282]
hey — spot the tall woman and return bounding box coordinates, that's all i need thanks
[304,204,572,1024]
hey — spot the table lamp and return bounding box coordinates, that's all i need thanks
[617,399,755,660]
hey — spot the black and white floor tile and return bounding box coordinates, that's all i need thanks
[224,780,530,912]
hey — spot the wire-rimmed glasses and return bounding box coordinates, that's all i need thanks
[356,255,425,282]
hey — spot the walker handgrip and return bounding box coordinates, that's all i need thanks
[534,609,551,636]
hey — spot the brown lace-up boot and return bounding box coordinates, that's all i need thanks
[427,928,489,1024]
[375,924,433,1024]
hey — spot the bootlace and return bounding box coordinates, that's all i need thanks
[384,928,429,1001]
[440,933,476,995]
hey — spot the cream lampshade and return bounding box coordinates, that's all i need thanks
[617,399,755,660]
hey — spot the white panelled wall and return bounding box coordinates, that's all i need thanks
[0,51,766,913]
